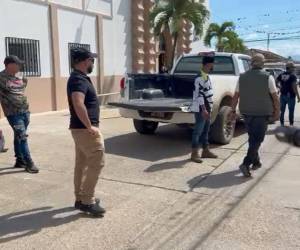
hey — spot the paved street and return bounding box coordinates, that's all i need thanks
[0,107,300,250]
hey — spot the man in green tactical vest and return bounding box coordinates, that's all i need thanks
[231,54,280,177]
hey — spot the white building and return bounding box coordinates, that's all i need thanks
[0,0,209,117]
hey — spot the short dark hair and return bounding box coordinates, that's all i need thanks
[202,56,215,65]
[4,55,24,66]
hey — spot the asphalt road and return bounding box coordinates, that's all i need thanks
[0,107,299,250]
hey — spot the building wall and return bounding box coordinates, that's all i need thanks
[57,9,98,77]
[0,0,121,117]
[85,0,113,16]
[0,0,54,117]
[0,0,53,77]
[49,0,82,9]
[102,0,131,103]
[0,0,210,118]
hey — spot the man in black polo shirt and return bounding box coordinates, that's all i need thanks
[67,48,105,217]
[277,62,300,126]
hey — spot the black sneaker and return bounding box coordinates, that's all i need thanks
[252,161,262,170]
[14,158,27,168]
[239,164,251,178]
[80,201,106,217]
[25,161,39,174]
[74,198,100,210]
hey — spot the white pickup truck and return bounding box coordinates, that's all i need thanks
[110,52,251,144]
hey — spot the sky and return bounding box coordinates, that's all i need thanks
[210,0,300,59]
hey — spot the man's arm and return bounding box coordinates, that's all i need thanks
[292,81,300,102]
[71,92,99,135]
[231,79,240,113]
[231,92,240,112]
[271,92,280,120]
[269,76,280,120]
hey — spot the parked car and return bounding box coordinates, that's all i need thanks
[110,52,252,145]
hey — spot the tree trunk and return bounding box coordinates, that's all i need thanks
[217,36,223,52]
[170,32,178,70]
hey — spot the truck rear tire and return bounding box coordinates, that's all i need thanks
[210,106,235,145]
[133,119,158,135]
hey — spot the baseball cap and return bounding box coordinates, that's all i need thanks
[4,55,24,65]
[70,47,97,64]
[199,51,215,65]
[251,53,265,68]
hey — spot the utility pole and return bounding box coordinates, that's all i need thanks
[267,33,270,51]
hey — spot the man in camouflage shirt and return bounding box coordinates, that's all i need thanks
[0,55,38,173]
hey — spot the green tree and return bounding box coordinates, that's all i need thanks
[204,21,239,52]
[223,32,246,53]
[150,0,209,69]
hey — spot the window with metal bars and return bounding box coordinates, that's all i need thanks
[68,43,91,73]
[5,37,41,77]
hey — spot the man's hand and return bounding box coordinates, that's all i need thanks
[201,109,210,120]
[88,126,99,136]
[297,97,300,103]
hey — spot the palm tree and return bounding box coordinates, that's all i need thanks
[204,21,236,52]
[150,0,209,69]
[223,32,246,53]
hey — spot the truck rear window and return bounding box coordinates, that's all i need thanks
[174,56,235,75]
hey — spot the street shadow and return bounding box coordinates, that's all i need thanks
[105,122,247,161]
[188,170,251,190]
[265,129,277,135]
[105,125,192,161]
[0,167,25,176]
[0,206,81,244]
[0,167,13,171]
[145,159,190,172]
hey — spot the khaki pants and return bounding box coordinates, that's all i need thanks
[71,129,105,205]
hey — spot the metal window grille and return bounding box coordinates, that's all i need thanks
[5,37,41,77]
[68,43,91,73]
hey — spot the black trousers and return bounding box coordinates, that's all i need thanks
[243,115,269,167]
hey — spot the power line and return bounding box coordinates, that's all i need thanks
[239,30,300,38]
[244,36,300,43]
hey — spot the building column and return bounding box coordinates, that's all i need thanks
[49,4,62,110]
[96,14,104,95]
[131,0,145,73]
[143,0,156,73]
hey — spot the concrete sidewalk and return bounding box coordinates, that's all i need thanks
[0,107,299,250]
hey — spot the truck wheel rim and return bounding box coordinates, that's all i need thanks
[224,120,235,138]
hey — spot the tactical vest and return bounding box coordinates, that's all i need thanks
[239,69,273,116]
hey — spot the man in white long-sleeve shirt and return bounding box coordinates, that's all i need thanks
[190,53,218,163]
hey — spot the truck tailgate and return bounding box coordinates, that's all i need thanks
[109,98,192,112]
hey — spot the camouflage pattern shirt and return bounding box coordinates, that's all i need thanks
[0,70,29,116]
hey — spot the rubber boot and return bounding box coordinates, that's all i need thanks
[191,149,203,163]
[201,147,218,159]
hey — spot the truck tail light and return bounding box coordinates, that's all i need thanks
[120,77,125,90]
